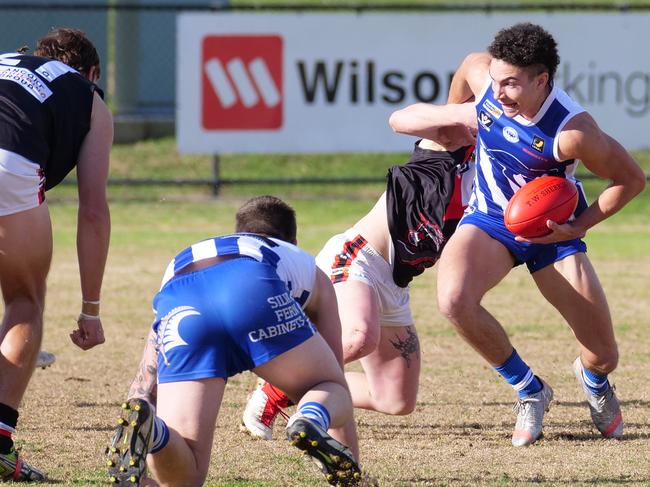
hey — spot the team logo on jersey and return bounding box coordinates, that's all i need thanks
[202,35,283,130]
[482,99,503,118]
[479,110,494,130]
[503,126,520,143]
[531,135,545,153]
[157,305,200,364]
[407,215,444,250]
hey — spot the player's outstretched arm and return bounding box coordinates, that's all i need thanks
[71,92,113,350]
[521,113,646,244]
[303,268,344,367]
[389,102,477,147]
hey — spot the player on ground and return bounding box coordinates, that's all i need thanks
[422,22,644,446]
[0,28,112,481]
[107,196,372,487]
[241,106,476,444]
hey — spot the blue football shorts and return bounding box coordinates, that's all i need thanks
[459,210,587,273]
[152,257,316,383]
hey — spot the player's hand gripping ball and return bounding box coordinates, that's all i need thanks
[504,176,578,238]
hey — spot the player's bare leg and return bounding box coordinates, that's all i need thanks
[329,325,420,467]
[0,204,52,406]
[436,224,515,365]
[334,279,381,365]
[0,204,51,481]
[255,334,362,485]
[534,252,623,437]
[145,334,363,486]
[437,224,555,446]
[534,252,617,373]
[147,378,225,487]
[346,325,420,415]
[254,334,353,424]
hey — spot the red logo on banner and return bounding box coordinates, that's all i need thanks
[202,35,283,130]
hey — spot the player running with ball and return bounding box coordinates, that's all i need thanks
[430,23,644,446]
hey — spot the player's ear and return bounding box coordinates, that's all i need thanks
[86,65,100,83]
[535,71,549,89]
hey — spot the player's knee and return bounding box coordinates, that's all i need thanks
[342,325,380,363]
[437,286,475,324]
[372,392,417,415]
[177,463,209,487]
[2,277,47,309]
[383,398,416,416]
[2,295,45,326]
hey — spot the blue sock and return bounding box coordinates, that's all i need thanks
[580,362,610,394]
[298,402,331,431]
[495,349,542,398]
[150,416,170,454]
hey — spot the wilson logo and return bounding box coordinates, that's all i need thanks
[202,35,283,129]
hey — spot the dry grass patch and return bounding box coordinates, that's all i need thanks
[7,198,650,486]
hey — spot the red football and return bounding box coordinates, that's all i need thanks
[504,176,578,238]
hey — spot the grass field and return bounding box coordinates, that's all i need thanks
[9,139,647,486]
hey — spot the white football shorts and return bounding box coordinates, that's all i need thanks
[315,229,414,327]
[0,148,44,216]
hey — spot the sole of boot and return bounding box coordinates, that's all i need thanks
[106,399,153,486]
[286,418,361,486]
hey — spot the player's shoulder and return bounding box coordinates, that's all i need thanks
[269,237,314,261]
[557,111,604,160]
[463,52,492,65]
[463,53,491,96]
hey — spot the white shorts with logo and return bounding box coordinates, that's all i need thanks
[0,148,44,216]
[315,229,413,327]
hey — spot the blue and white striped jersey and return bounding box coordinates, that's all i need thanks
[159,233,315,308]
[470,77,588,217]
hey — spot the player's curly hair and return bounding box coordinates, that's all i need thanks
[236,195,297,244]
[34,27,100,80]
[488,23,559,81]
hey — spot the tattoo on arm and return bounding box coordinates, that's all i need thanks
[127,335,158,405]
[389,326,420,368]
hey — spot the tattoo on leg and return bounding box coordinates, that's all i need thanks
[389,326,419,368]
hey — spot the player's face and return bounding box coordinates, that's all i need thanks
[489,59,549,119]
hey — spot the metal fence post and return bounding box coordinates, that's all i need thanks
[212,154,221,196]
[113,0,140,116]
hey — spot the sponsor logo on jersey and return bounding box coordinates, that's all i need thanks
[0,66,52,102]
[202,35,283,130]
[35,60,77,82]
[479,110,494,130]
[503,126,520,143]
[250,291,312,342]
[531,135,545,153]
[522,147,548,161]
[249,300,308,342]
[483,99,503,118]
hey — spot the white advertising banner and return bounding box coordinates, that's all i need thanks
[177,12,650,153]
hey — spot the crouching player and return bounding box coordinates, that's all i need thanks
[106,196,371,487]
[242,105,476,445]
